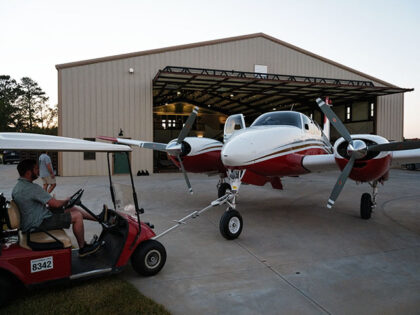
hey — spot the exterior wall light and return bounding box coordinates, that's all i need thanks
[129,68,134,74]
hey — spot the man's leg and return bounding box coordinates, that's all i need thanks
[65,206,96,221]
[70,210,85,248]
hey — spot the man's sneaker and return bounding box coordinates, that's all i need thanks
[79,240,101,258]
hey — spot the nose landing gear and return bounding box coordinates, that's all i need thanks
[360,180,379,220]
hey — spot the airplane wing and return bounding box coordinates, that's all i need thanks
[97,136,167,152]
[0,133,131,152]
[301,154,338,173]
[391,149,420,167]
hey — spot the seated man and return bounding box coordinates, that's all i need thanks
[12,159,101,257]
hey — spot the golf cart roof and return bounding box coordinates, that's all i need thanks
[0,133,131,152]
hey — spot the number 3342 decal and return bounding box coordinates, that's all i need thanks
[30,256,53,273]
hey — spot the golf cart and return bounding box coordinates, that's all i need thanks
[0,133,166,306]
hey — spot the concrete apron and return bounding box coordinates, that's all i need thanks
[1,165,419,314]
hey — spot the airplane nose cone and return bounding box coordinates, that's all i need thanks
[222,136,255,166]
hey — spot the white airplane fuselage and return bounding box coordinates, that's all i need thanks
[221,114,332,177]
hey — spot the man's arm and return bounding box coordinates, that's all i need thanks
[47,198,69,209]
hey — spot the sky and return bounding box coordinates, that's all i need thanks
[1,0,419,138]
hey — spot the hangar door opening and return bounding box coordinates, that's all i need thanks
[153,103,226,172]
[152,66,411,171]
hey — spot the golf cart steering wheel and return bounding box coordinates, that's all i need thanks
[65,189,84,209]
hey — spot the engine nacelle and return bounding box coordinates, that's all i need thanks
[334,134,392,182]
[167,137,226,173]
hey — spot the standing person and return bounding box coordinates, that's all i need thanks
[39,151,56,193]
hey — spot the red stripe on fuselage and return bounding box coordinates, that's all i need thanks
[226,147,327,177]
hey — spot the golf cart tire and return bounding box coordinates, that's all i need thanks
[360,193,373,220]
[219,209,243,240]
[218,183,231,198]
[131,240,167,277]
[0,272,18,307]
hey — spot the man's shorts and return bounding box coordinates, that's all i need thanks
[38,213,71,230]
[42,176,56,185]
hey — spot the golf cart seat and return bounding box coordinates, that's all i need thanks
[7,201,72,251]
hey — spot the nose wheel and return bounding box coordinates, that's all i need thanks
[360,193,373,219]
[360,180,379,220]
[219,208,243,240]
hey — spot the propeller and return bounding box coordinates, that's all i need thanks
[99,106,199,194]
[316,98,420,208]
[164,106,198,194]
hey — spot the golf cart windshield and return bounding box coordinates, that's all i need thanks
[251,112,302,129]
[113,183,136,213]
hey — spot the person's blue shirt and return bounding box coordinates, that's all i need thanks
[12,178,52,232]
[39,153,53,178]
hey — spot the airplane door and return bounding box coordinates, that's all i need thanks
[224,114,246,142]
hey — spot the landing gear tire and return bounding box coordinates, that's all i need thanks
[219,209,243,240]
[218,183,232,198]
[360,193,373,220]
[131,240,167,276]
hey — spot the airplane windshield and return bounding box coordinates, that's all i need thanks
[251,112,302,128]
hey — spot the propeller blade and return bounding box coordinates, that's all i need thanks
[177,155,193,195]
[177,106,199,144]
[368,141,420,152]
[316,98,353,143]
[327,154,356,209]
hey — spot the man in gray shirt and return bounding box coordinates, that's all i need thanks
[12,159,101,257]
[39,151,56,193]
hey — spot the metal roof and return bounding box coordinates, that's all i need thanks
[153,66,413,116]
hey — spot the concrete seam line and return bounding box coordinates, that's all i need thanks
[234,241,332,315]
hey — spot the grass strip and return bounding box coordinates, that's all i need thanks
[0,276,170,315]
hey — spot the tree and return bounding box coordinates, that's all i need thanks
[15,77,49,132]
[0,75,22,131]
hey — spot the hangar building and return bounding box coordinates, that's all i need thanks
[56,33,413,176]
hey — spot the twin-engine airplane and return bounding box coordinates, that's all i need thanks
[99,98,420,240]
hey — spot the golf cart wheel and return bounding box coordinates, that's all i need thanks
[360,193,373,220]
[218,183,231,198]
[0,272,18,307]
[219,209,243,240]
[131,240,166,276]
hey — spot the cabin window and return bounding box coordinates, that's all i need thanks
[252,112,302,129]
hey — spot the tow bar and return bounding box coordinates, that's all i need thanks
[152,194,232,240]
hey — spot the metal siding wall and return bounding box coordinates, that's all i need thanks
[60,37,395,175]
[377,93,403,141]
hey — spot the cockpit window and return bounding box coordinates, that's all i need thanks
[251,112,302,128]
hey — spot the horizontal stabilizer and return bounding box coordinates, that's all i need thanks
[391,148,420,166]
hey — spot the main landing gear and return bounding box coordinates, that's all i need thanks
[360,180,379,220]
[217,170,246,240]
